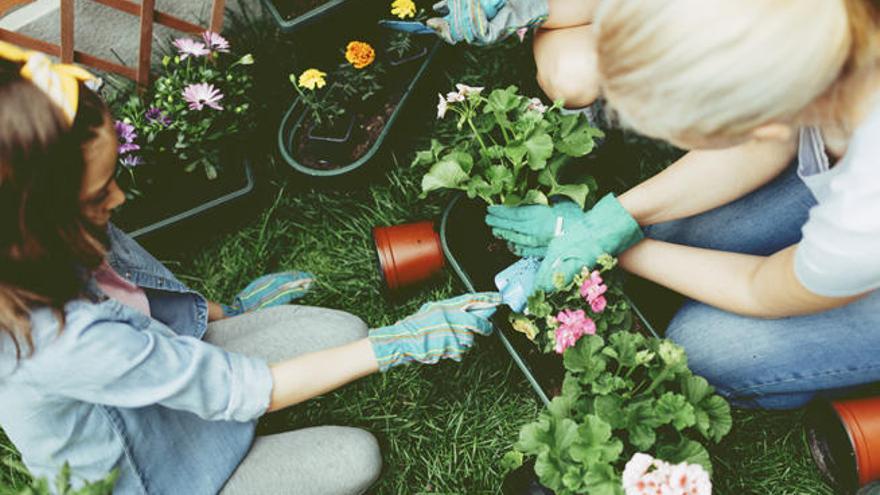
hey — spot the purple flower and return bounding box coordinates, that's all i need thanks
[172,38,210,60]
[202,31,230,53]
[145,107,172,126]
[120,154,143,168]
[182,83,224,111]
[114,120,140,154]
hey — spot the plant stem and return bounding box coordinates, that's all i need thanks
[467,116,488,153]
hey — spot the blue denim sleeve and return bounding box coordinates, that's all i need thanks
[23,306,273,422]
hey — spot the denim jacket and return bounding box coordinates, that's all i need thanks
[0,224,274,494]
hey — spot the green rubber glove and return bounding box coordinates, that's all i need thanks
[486,201,587,257]
[487,194,643,290]
[222,271,315,317]
[368,292,500,372]
[427,0,548,46]
[534,195,643,290]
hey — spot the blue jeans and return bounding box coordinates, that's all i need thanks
[644,164,880,410]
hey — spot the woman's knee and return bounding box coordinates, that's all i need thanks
[533,26,600,108]
[335,427,382,493]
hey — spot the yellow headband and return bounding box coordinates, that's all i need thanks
[0,41,95,124]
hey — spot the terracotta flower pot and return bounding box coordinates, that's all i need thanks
[373,221,445,292]
[807,397,880,492]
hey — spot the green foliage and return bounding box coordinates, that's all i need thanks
[116,37,255,183]
[0,462,117,495]
[414,85,603,207]
[515,264,632,353]
[515,332,733,495]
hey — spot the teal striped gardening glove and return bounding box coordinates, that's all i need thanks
[222,271,315,317]
[427,0,548,46]
[369,292,501,372]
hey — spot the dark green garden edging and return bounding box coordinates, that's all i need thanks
[260,0,353,33]
[122,158,255,239]
[439,193,659,406]
[278,40,442,178]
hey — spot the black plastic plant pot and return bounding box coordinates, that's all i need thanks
[387,45,429,67]
[112,155,255,240]
[260,0,353,33]
[278,40,441,178]
[502,460,556,495]
[304,115,356,165]
[439,194,660,406]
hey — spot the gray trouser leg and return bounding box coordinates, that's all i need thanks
[206,306,382,494]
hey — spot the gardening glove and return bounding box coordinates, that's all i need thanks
[369,292,501,372]
[221,271,316,317]
[426,0,548,46]
[532,195,643,291]
[486,201,586,258]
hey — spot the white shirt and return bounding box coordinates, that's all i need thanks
[795,100,880,297]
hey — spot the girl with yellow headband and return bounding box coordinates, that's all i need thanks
[0,45,500,493]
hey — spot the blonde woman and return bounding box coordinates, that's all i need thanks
[486,0,880,409]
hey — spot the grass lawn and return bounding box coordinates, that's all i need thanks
[0,4,838,494]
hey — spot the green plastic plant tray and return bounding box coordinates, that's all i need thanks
[260,0,353,33]
[122,158,255,240]
[278,40,442,177]
[439,194,659,407]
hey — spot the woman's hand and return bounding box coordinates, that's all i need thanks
[487,194,642,290]
[368,292,501,371]
[222,271,315,318]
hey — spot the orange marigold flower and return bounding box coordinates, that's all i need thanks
[345,41,376,69]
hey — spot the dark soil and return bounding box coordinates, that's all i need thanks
[111,155,251,234]
[290,38,433,171]
[270,0,334,21]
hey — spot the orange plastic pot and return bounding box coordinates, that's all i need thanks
[807,397,880,492]
[373,221,445,292]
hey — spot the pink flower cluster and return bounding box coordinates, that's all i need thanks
[553,309,596,354]
[622,453,712,495]
[173,32,230,60]
[580,270,608,313]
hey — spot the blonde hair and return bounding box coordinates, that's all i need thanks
[595,0,877,144]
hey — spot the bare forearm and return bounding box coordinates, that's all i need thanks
[543,0,601,28]
[618,139,796,227]
[619,240,860,317]
[266,338,379,412]
[207,301,225,322]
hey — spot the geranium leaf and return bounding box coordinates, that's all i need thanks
[569,415,622,466]
[549,183,590,208]
[656,437,714,475]
[656,392,697,430]
[523,189,549,205]
[442,150,474,174]
[525,133,554,170]
[421,158,469,194]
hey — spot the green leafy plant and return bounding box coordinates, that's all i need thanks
[115,31,255,182]
[0,462,118,495]
[509,332,732,495]
[414,85,603,207]
[511,255,633,354]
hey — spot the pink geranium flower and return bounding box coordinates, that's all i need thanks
[580,270,608,313]
[182,83,224,111]
[201,31,230,53]
[173,38,210,59]
[553,309,596,354]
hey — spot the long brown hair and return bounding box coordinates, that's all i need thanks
[0,58,110,359]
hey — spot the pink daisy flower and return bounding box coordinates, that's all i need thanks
[202,31,230,53]
[173,38,210,59]
[182,83,224,111]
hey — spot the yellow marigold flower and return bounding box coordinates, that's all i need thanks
[298,68,327,90]
[345,41,376,69]
[391,0,416,19]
